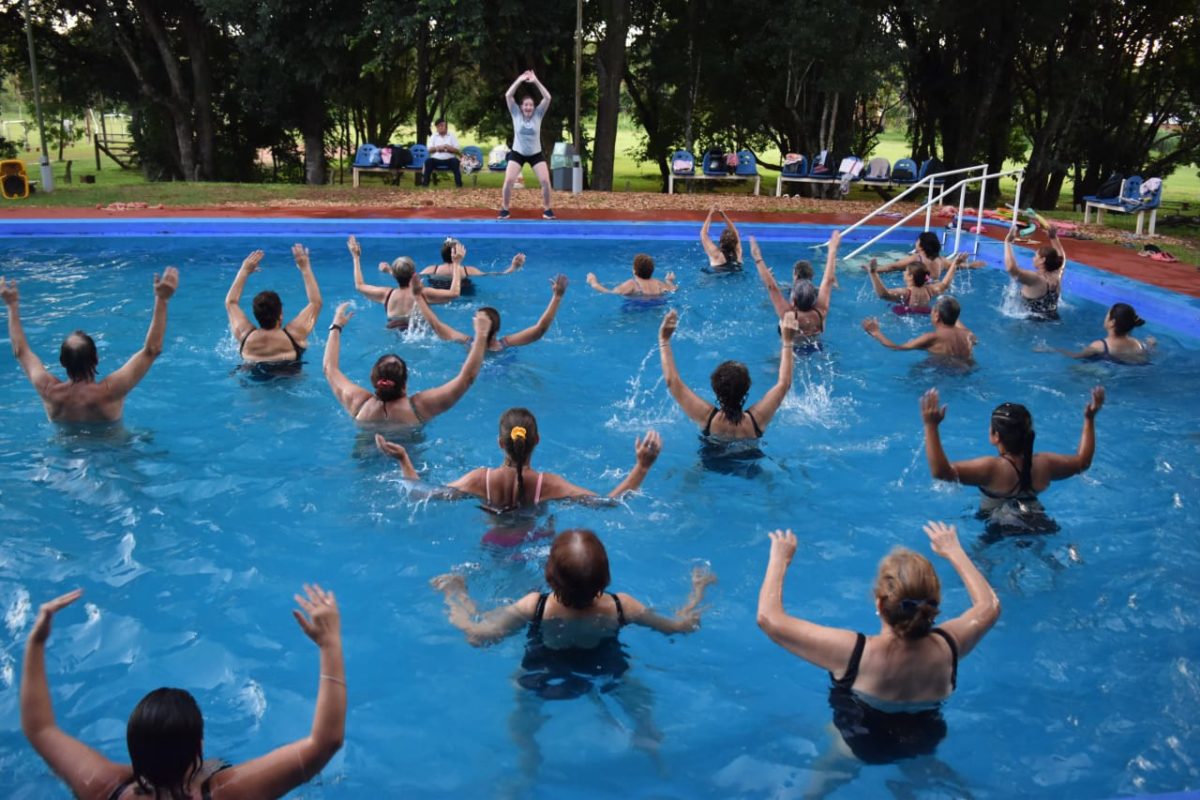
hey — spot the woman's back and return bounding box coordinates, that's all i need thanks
[532,592,624,650]
[842,631,957,704]
[240,327,304,363]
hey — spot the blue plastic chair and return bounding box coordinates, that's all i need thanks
[735,150,758,176]
[781,154,809,178]
[861,157,891,183]
[917,158,945,184]
[808,151,838,182]
[670,149,696,176]
[460,145,483,170]
[702,148,729,177]
[891,158,919,183]
[407,144,428,171]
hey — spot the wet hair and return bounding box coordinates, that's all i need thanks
[440,238,460,264]
[126,688,204,800]
[790,279,818,311]
[480,307,501,345]
[59,330,98,382]
[632,254,655,279]
[933,295,961,325]
[1108,302,1144,336]
[544,529,611,609]
[252,290,282,329]
[875,547,941,640]
[792,260,814,282]
[499,407,538,509]
[917,232,941,259]
[389,257,415,287]
[1038,245,1063,272]
[710,360,751,425]
[370,354,407,401]
[991,402,1035,492]
[718,228,739,263]
[911,266,930,288]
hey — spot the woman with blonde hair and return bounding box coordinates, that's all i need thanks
[757,521,1000,763]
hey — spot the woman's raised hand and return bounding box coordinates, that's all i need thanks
[659,309,679,342]
[1085,385,1105,419]
[920,387,946,425]
[550,274,568,296]
[767,529,797,568]
[347,236,361,258]
[241,250,264,274]
[635,430,662,467]
[293,583,341,648]
[333,301,354,327]
[28,589,83,644]
[923,521,962,559]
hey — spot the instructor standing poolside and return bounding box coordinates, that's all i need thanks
[2,269,178,423]
[499,70,554,220]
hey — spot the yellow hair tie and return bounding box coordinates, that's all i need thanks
[510,426,527,441]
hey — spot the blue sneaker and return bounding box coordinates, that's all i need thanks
[497,208,511,220]
[542,209,557,220]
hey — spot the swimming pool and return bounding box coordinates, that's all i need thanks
[0,221,1197,799]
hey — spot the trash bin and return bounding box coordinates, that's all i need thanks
[551,142,575,191]
[571,155,583,195]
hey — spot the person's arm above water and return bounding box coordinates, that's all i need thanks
[861,317,935,351]
[323,303,373,417]
[1047,223,1067,268]
[1037,386,1104,480]
[929,256,960,295]
[816,230,840,311]
[430,575,535,647]
[619,567,718,634]
[286,244,323,339]
[104,268,178,400]
[699,206,722,262]
[412,279,468,343]
[658,310,715,425]
[747,313,798,428]
[661,272,679,292]
[922,522,1000,658]
[1048,340,1105,360]
[21,589,131,800]
[869,253,917,274]
[920,388,1000,486]
[209,585,346,799]
[866,262,905,301]
[750,237,791,319]
[419,263,462,305]
[410,312,488,420]
[606,431,661,498]
[1004,226,1041,286]
[1,278,59,399]
[502,275,567,347]
[756,530,860,672]
[472,252,527,277]
[374,435,421,480]
[348,236,389,303]
[225,250,261,340]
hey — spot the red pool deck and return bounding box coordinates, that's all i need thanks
[3,205,1197,299]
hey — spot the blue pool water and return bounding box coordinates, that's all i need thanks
[0,221,1198,799]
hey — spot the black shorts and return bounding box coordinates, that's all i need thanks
[507,150,545,168]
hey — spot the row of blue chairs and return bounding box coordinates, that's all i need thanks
[670,150,947,186]
[353,144,487,173]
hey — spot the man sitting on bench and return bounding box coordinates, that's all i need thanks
[421,118,462,188]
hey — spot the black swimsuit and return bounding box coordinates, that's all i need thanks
[518,592,629,700]
[238,328,305,379]
[1024,286,1060,320]
[978,455,1058,535]
[383,289,411,330]
[426,266,475,296]
[107,761,231,800]
[702,407,762,438]
[827,630,958,764]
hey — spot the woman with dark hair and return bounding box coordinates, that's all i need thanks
[657,308,797,440]
[414,274,567,352]
[867,254,961,315]
[1052,302,1155,364]
[430,529,714,775]
[20,584,345,799]
[921,385,1105,533]
[347,235,461,329]
[420,238,525,295]
[699,205,743,271]
[499,70,554,220]
[1005,224,1067,319]
[752,231,839,343]
[323,301,487,425]
[586,254,677,297]
[375,407,661,510]
[757,522,999,764]
[225,245,322,366]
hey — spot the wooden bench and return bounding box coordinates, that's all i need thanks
[668,172,761,195]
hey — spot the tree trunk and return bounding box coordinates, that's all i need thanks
[302,97,326,185]
[129,0,199,180]
[414,21,431,144]
[590,0,629,191]
[181,6,215,180]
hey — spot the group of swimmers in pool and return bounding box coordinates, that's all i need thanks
[1,208,1157,798]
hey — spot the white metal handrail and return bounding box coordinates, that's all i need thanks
[842,167,1025,261]
[836,163,988,244]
